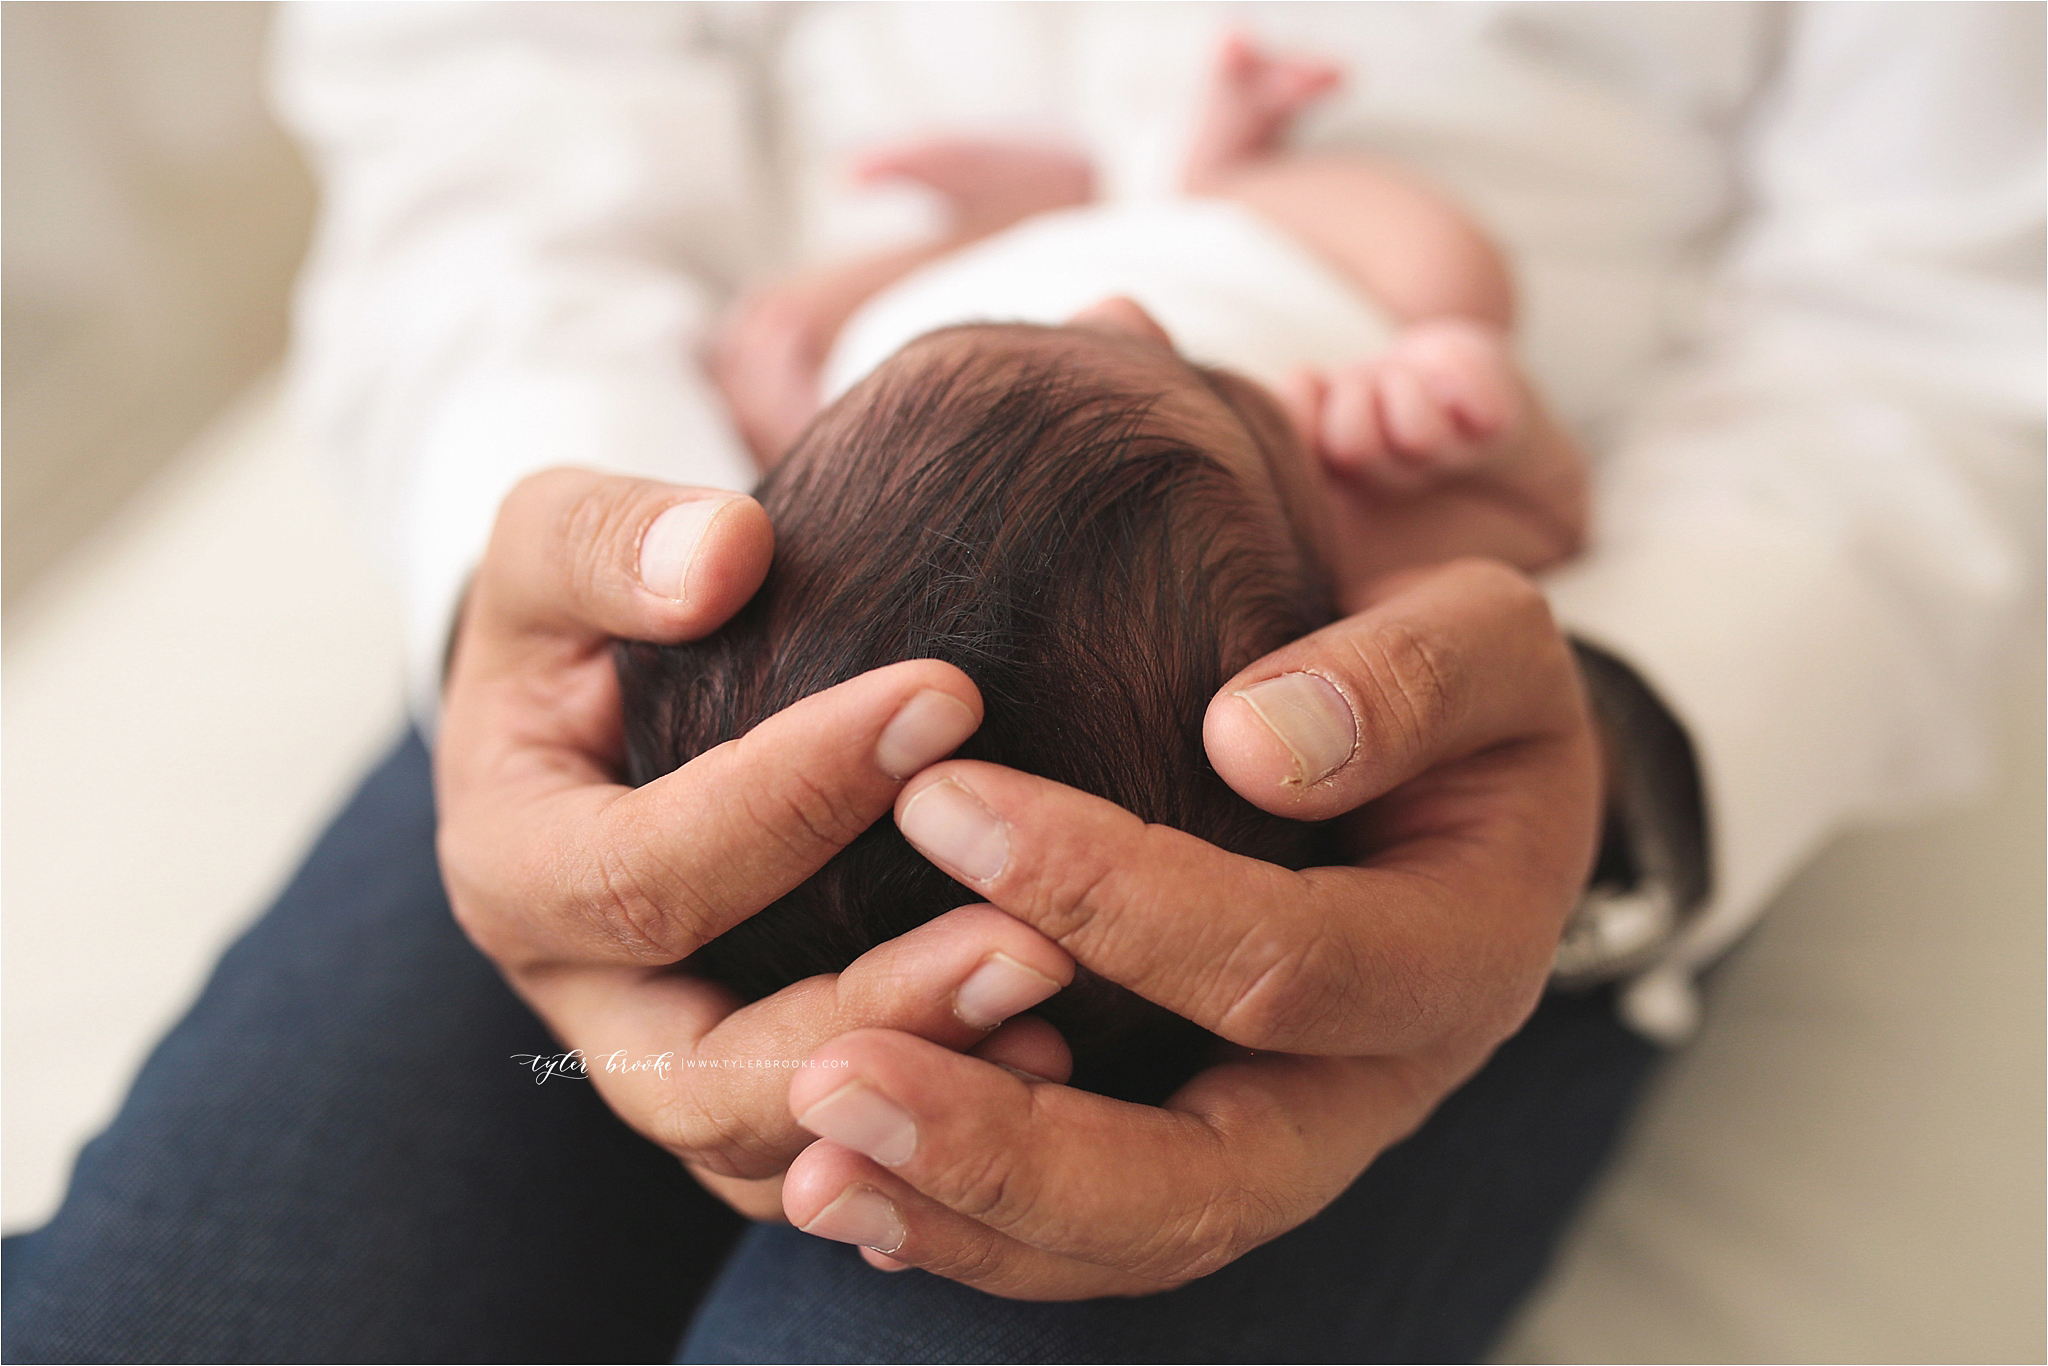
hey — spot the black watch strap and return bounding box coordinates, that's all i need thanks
[1553,641,1712,986]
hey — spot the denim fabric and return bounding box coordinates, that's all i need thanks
[4,732,1655,1365]
[2,734,742,1364]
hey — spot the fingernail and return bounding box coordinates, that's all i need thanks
[875,690,979,779]
[801,1185,907,1254]
[1232,672,1356,786]
[639,499,735,602]
[897,779,1008,882]
[954,952,1061,1030]
[797,1081,918,1167]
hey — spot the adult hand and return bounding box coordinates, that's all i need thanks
[436,469,1078,1216]
[777,558,1601,1295]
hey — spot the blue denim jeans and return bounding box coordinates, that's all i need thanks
[3,734,1655,1364]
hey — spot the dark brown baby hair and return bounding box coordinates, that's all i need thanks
[616,328,1334,1101]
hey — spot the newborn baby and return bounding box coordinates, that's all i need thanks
[620,36,1590,1101]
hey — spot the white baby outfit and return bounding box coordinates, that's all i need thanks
[824,198,1394,400]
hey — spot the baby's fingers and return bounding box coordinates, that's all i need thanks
[1375,363,1462,468]
[1306,362,1434,490]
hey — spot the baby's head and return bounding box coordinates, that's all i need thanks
[617,310,1334,1101]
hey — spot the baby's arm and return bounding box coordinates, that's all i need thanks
[1188,32,1585,569]
[710,241,959,468]
[711,141,1093,466]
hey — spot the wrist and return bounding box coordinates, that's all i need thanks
[1553,641,1710,985]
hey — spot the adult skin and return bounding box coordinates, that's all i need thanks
[435,468,1600,1298]
[437,468,1084,1212]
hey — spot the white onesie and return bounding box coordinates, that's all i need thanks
[822,198,1395,399]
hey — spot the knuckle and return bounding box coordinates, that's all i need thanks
[557,479,643,606]
[925,1132,1040,1233]
[646,1083,785,1176]
[442,889,503,960]
[435,825,532,966]
[1462,957,1547,1049]
[1349,616,1453,757]
[1024,849,1119,944]
[1012,819,1164,949]
[743,761,874,861]
[580,842,696,962]
[1211,918,1359,1051]
[443,886,514,966]
[907,1224,1016,1288]
[1141,1175,1272,1283]
[642,1080,715,1156]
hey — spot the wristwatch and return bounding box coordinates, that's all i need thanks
[1553,642,1711,988]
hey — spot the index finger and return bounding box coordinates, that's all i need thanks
[892,747,1577,1056]
[443,658,984,967]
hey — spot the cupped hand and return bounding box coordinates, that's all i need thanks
[436,468,1078,1214]
[778,558,1601,1294]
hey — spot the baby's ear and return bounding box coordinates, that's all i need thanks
[1067,296,1174,349]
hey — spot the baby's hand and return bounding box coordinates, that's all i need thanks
[1278,318,1588,570]
[1285,318,1523,488]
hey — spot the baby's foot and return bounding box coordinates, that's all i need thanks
[854,138,1094,240]
[1280,319,1588,557]
[1182,31,1343,195]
